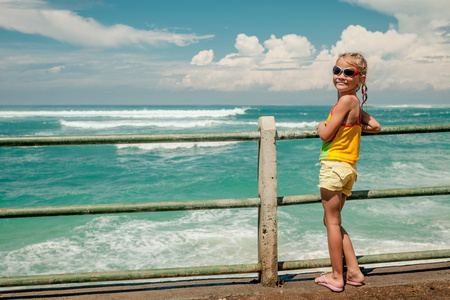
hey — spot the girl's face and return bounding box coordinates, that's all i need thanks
[333,58,365,96]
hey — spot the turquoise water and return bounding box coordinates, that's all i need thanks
[0,105,449,276]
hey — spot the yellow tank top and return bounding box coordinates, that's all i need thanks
[319,101,362,164]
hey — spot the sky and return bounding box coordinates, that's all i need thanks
[0,0,449,106]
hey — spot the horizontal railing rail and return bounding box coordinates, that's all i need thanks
[1,123,449,147]
[0,263,262,288]
[279,249,450,271]
[1,121,449,287]
[1,186,449,219]
[0,131,260,147]
[277,123,450,140]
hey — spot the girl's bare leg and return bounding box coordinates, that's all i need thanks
[315,188,345,288]
[340,195,365,283]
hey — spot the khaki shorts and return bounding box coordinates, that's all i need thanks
[318,160,357,196]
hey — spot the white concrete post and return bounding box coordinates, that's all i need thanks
[257,116,279,287]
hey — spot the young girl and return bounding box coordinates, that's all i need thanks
[314,53,381,292]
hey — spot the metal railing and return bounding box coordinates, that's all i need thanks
[1,120,449,287]
[1,123,449,147]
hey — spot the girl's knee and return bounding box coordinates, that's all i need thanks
[324,214,342,226]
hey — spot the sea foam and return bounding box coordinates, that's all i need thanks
[60,119,226,129]
[0,210,259,276]
[0,107,251,119]
[276,121,318,129]
[115,141,239,151]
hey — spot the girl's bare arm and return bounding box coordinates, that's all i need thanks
[361,110,381,133]
[318,97,356,141]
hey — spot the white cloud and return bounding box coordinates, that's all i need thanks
[183,33,324,92]
[338,1,450,91]
[47,65,65,73]
[330,25,417,59]
[214,34,266,68]
[0,0,213,47]
[342,0,450,49]
[263,34,316,66]
[342,0,450,31]
[191,50,214,66]
[234,34,265,56]
[180,1,450,93]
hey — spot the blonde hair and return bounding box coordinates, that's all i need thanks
[337,52,368,109]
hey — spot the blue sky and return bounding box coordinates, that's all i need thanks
[0,0,449,105]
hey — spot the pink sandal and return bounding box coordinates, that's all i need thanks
[314,273,344,292]
[346,278,364,286]
[344,272,365,286]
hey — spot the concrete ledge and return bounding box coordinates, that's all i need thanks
[1,261,449,299]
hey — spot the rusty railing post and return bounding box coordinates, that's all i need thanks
[257,116,279,287]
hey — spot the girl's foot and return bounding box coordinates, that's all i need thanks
[314,273,344,292]
[344,271,365,286]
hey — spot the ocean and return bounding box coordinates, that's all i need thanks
[0,105,449,277]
